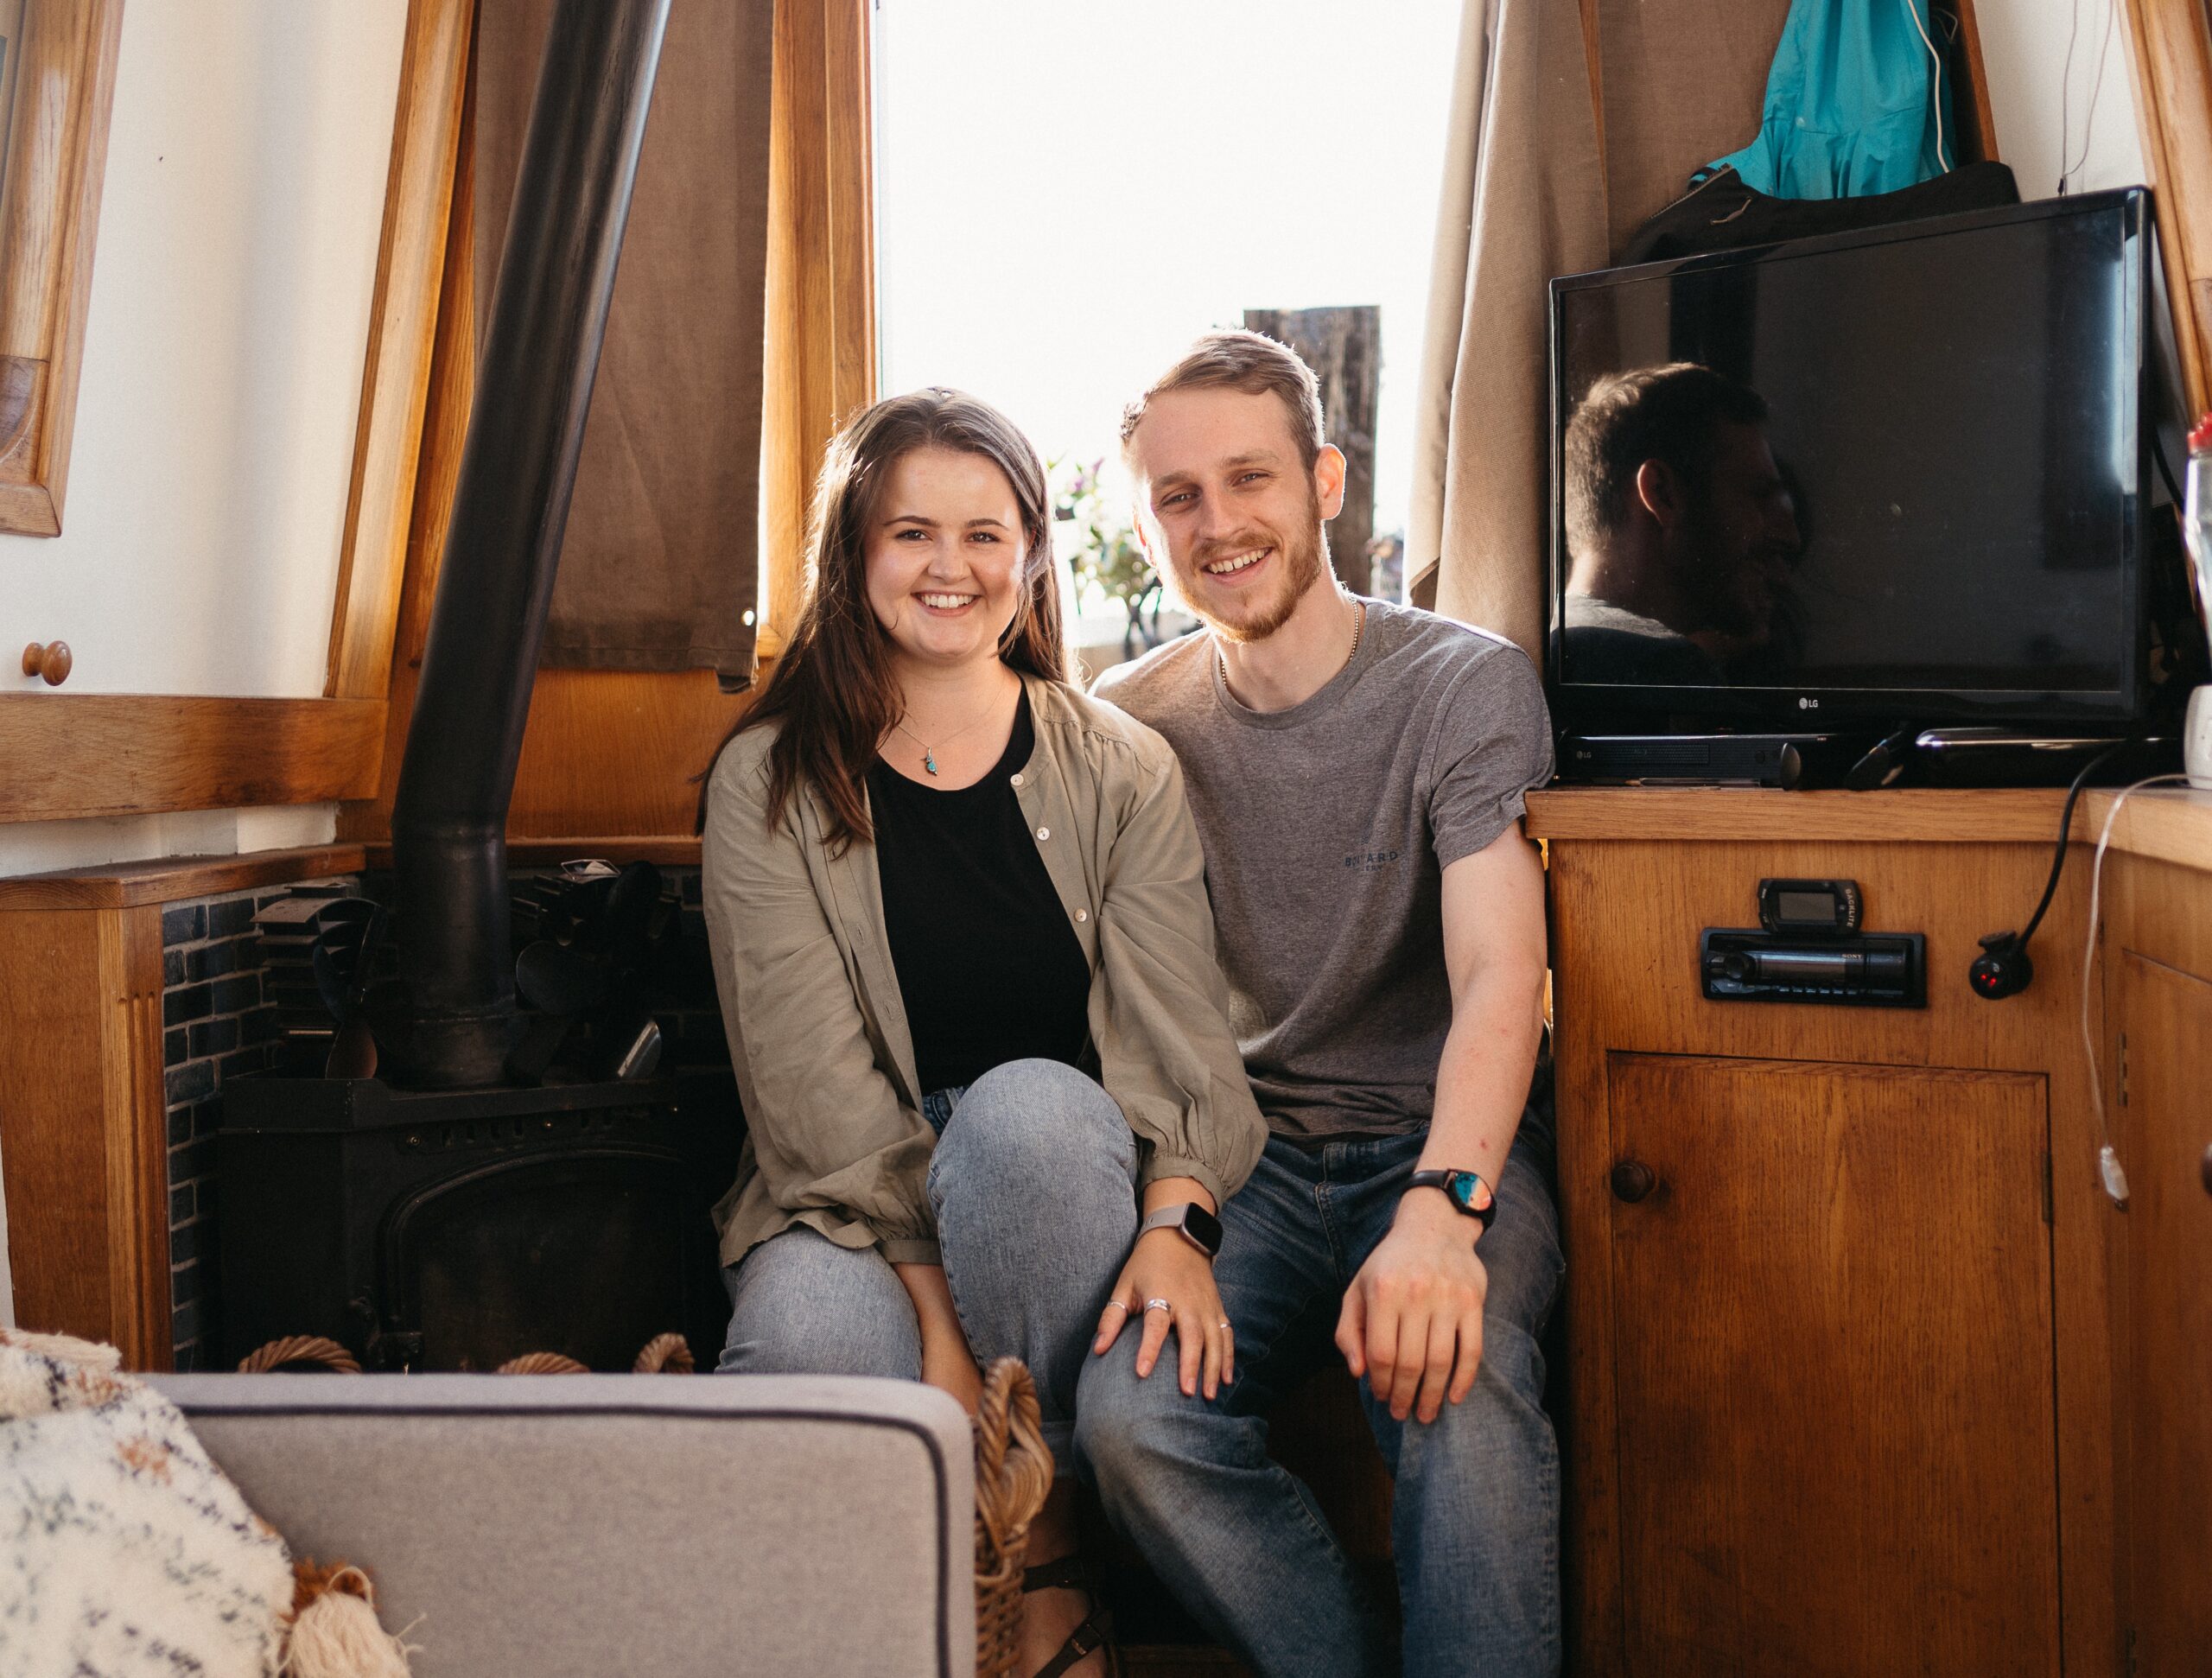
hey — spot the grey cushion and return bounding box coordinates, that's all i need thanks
[153,1373,972,1678]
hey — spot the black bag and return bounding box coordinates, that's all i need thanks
[1618,161,2021,266]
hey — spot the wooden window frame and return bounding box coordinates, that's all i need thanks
[0,0,123,537]
[2123,0,2212,417]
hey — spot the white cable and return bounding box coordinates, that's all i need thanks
[1906,0,1948,175]
[2079,772,2192,1206]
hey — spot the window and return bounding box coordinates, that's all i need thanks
[874,0,1462,652]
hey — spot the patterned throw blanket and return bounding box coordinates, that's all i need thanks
[0,1326,413,1677]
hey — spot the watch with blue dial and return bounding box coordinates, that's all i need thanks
[1407,1168,1497,1230]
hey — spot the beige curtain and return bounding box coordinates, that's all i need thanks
[475,0,775,683]
[1408,0,1794,662]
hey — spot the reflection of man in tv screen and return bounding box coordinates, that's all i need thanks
[1561,363,1802,685]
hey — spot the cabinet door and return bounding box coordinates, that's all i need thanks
[2114,952,2212,1674]
[1605,1054,2060,1677]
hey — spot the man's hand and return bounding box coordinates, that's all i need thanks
[1335,1189,1488,1426]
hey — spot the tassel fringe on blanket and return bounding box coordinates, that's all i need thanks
[0,1325,416,1677]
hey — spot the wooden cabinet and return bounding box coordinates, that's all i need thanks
[1531,790,2123,1676]
[2104,860,2212,1676]
[1605,1054,2060,1675]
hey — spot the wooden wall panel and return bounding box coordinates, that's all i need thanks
[0,904,169,1367]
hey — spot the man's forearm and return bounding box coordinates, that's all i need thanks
[1416,965,1547,1200]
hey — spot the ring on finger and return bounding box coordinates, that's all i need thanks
[1217,1319,1231,1330]
[1143,1297,1172,1313]
[1102,1300,1128,1315]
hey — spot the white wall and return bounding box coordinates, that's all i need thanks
[1976,0,2147,198]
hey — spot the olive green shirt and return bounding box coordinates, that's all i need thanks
[702,675,1266,1268]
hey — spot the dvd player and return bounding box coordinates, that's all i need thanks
[1557,733,1863,789]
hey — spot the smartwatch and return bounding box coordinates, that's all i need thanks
[1139,1202,1224,1259]
[1407,1168,1497,1230]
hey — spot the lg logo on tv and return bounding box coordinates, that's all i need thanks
[1798,696,1821,710]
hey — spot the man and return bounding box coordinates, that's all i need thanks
[1077,330,1560,1676]
[1560,361,1803,687]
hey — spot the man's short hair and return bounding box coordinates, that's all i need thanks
[1120,329,1325,473]
[1563,363,1769,550]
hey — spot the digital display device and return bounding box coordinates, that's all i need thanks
[1548,189,2152,729]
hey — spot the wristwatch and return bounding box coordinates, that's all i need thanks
[1407,1168,1497,1230]
[1139,1202,1224,1259]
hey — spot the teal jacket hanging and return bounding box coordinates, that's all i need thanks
[1706,0,1955,199]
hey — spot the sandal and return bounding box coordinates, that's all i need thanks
[1021,1555,1117,1678]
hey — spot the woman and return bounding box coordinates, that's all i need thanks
[702,389,1264,1678]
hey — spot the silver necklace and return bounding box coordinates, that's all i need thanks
[1217,596,1366,691]
[890,702,999,777]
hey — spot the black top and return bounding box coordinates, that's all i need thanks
[868,690,1092,1096]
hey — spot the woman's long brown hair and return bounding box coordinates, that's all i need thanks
[702,388,1066,851]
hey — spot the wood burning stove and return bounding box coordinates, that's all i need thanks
[217,1071,736,1370]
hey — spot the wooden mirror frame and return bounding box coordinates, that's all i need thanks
[2126,0,2212,416]
[0,0,123,537]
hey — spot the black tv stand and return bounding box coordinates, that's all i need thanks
[1910,728,2177,787]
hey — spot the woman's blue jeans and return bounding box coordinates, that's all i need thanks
[717,1057,1138,1475]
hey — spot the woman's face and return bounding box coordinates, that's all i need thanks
[864,445,1028,673]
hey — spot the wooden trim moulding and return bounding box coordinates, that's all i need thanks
[2122,0,2212,416]
[325,0,473,700]
[0,0,124,537]
[755,0,877,660]
[0,696,385,824]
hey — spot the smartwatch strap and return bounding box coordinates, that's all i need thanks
[1140,1203,1218,1257]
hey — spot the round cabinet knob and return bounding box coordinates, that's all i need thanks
[21,640,71,685]
[1610,1160,1657,1204]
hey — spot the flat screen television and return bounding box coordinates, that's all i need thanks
[1548,188,2153,733]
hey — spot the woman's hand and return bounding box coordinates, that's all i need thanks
[893,1261,982,1414]
[917,1313,984,1414]
[1093,1228,1232,1400]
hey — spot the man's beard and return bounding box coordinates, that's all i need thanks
[1177,504,1329,645]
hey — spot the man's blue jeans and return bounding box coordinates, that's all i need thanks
[716,1058,1136,1476]
[1074,1118,1564,1678]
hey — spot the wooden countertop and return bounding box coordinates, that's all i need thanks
[1526,784,2212,873]
[4,789,2207,908]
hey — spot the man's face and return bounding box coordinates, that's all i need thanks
[1126,386,1342,643]
[1676,420,1801,641]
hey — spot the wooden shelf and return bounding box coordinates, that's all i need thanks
[0,844,368,911]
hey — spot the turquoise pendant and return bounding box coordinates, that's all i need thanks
[923,751,938,776]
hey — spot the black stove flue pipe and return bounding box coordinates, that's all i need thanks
[390,0,670,1088]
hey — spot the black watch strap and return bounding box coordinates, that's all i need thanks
[1408,1168,1497,1230]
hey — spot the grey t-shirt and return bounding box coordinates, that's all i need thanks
[1095,599,1553,1141]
